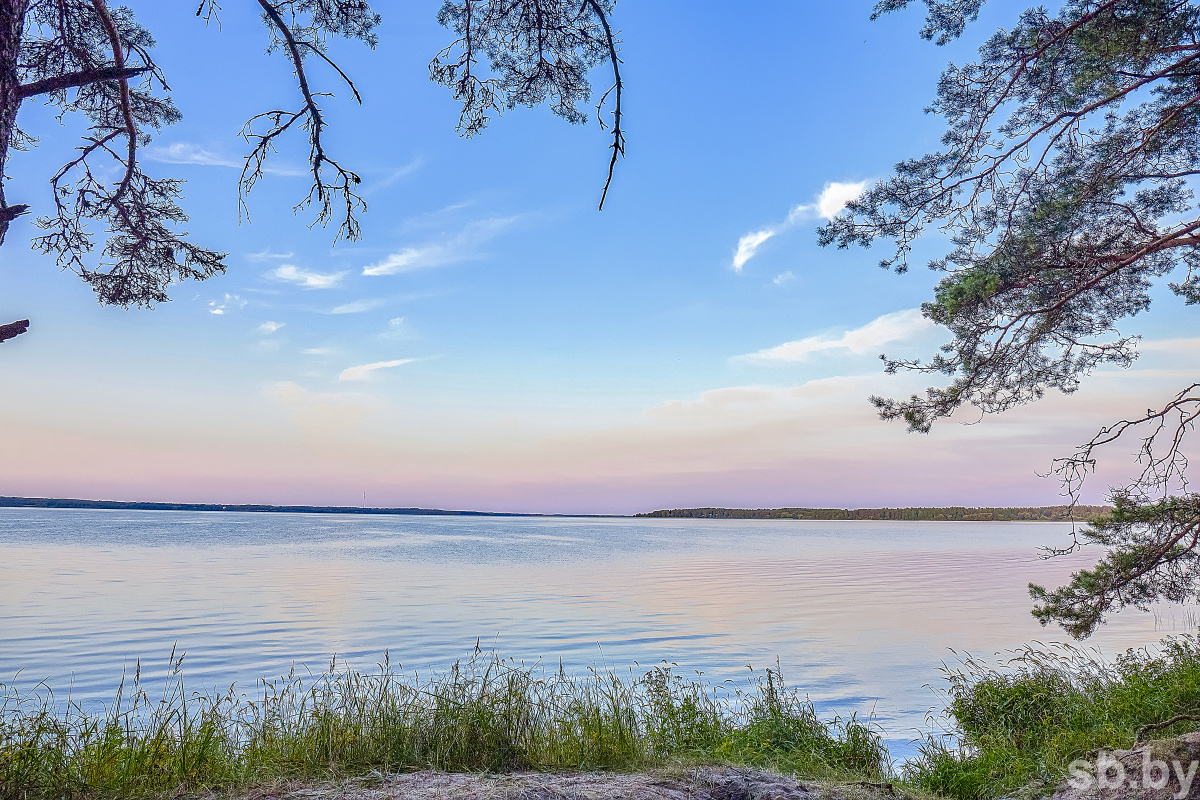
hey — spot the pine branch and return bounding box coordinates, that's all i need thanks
[17,65,149,100]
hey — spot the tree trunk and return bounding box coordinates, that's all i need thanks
[0,0,29,247]
[0,1,29,343]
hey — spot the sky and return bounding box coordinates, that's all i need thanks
[1,1,1196,514]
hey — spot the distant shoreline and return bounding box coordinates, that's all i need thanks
[0,495,590,518]
[636,505,1110,521]
[0,496,1109,521]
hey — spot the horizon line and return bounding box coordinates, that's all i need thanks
[0,496,1110,521]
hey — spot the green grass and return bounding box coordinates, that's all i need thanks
[0,648,890,800]
[905,634,1200,800]
[20,635,1200,800]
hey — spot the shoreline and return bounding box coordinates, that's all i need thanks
[0,495,1109,521]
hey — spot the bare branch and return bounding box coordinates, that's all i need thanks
[0,319,29,342]
[585,0,622,210]
[1054,383,1200,510]
[0,202,27,224]
[245,0,366,243]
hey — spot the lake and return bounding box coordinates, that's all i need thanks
[0,508,1192,756]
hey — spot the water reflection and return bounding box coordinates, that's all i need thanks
[0,508,1192,755]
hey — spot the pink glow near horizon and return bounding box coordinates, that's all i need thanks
[4,339,1195,514]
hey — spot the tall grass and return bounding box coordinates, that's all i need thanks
[0,648,889,800]
[905,635,1200,800]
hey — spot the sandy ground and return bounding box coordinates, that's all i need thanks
[222,768,905,800]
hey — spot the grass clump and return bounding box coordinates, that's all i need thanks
[0,647,889,800]
[905,634,1200,800]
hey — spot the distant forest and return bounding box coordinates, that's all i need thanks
[636,506,1111,522]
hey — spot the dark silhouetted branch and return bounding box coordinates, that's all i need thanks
[243,0,366,242]
[17,65,148,100]
[0,319,29,342]
[586,0,622,210]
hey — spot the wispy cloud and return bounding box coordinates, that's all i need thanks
[366,158,423,193]
[737,308,934,364]
[331,298,388,314]
[732,181,867,272]
[146,142,307,176]
[145,142,239,168]
[772,271,796,286]
[247,248,294,262]
[257,321,285,334]
[1137,337,1200,352]
[266,382,371,432]
[375,316,412,341]
[398,202,475,234]
[208,293,247,315]
[363,216,519,276]
[363,246,442,276]
[272,264,346,289]
[254,338,283,352]
[303,347,335,355]
[732,230,775,273]
[338,358,416,381]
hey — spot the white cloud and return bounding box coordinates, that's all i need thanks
[813,181,867,220]
[773,271,796,286]
[257,321,285,334]
[737,308,935,364]
[303,347,335,355]
[363,246,444,276]
[732,229,776,272]
[331,298,388,314]
[146,142,239,168]
[731,181,867,272]
[363,216,519,276]
[208,293,246,315]
[389,317,406,328]
[338,358,416,381]
[273,264,346,289]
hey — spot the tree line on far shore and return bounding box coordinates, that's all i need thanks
[637,506,1111,522]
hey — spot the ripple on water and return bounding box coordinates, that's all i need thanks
[0,508,1193,756]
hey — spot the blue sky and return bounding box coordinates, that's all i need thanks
[2,1,1195,513]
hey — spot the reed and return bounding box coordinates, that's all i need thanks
[0,647,889,800]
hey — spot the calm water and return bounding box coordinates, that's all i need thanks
[0,508,1193,755]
